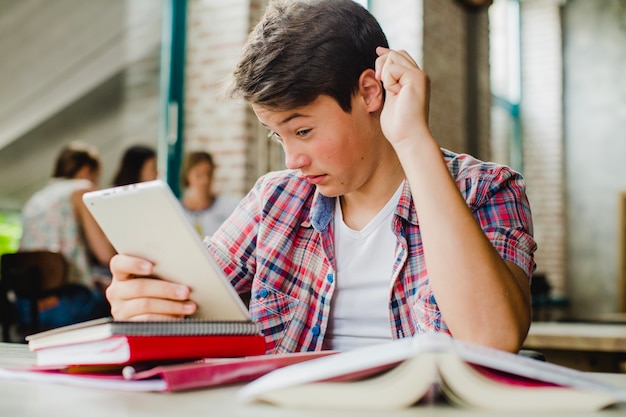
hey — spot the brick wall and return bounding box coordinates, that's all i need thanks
[184,0,255,196]
[185,0,285,196]
[519,0,566,296]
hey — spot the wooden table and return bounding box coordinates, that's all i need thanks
[524,322,626,372]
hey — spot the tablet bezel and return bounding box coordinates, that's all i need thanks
[83,180,251,321]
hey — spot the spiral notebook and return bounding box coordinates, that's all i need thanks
[26,318,267,366]
[26,317,261,350]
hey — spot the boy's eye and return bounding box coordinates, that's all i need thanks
[296,129,311,137]
[266,128,310,142]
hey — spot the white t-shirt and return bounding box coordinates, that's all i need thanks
[183,194,241,237]
[323,182,404,351]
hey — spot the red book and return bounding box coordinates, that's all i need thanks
[34,334,268,367]
[26,317,268,367]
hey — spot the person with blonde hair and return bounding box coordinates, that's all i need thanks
[18,141,115,329]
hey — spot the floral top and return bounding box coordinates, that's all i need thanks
[20,178,95,287]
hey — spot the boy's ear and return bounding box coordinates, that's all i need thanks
[358,69,384,112]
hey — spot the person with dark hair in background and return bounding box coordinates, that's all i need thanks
[105,0,536,354]
[180,150,241,237]
[111,144,157,186]
[19,141,116,329]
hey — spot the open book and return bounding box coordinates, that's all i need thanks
[239,333,626,411]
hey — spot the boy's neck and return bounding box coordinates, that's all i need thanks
[339,155,405,231]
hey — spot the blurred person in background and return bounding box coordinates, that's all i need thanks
[180,151,241,237]
[111,144,157,186]
[18,141,116,329]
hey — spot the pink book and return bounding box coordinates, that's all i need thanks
[126,352,338,392]
[0,351,337,392]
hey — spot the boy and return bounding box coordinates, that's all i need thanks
[106,0,536,353]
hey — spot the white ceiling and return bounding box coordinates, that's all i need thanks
[0,0,162,209]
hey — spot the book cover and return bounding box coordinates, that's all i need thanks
[0,351,336,392]
[238,333,626,411]
[27,317,261,351]
[127,351,337,392]
[34,333,268,367]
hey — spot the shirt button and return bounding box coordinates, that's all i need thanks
[311,325,321,336]
[326,273,334,283]
[258,288,268,298]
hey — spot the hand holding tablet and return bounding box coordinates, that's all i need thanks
[83,180,250,321]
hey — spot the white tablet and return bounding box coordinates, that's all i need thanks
[82,180,250,321]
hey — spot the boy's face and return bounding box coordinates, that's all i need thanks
[252,94,382,198]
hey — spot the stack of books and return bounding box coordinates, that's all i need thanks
[26,317,267,367]
[12,317,333,392]
[4,181,338,392]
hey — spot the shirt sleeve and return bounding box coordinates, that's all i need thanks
[457,160,537,279]
[205,177,264,294]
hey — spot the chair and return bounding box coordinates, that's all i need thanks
[0,250,68,342]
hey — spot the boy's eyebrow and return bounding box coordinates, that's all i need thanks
[279,113,306,125]
[259,112,307,128]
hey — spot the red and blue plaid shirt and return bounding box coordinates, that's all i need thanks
[206,149,536,353]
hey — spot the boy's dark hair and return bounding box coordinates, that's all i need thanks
[53,141,101,179]
[230,0,388,112]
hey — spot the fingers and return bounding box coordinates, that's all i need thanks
[374,47,432,146]
[110,253,191,301]
[108,289,197,320]
[376,46,418,67]
[108,274,190,301]
[110,253,153,279]
[106,278,197,319]
[107,254,197,320]
[375,47,424,94]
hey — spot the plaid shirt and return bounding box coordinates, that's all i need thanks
[206,149,536,353]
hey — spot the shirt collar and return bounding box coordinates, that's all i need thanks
[307,180,417,232]
[309,191,335,232]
